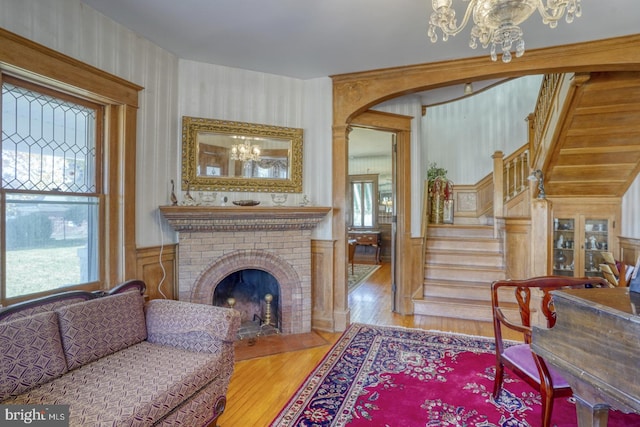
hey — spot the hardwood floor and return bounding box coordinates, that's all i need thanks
[217,262,513,426]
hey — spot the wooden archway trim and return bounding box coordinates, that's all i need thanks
[330,34,640,332]
[332,34,640,123]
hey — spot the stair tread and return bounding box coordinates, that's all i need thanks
[414,295,520,309]
[425,263,504,271]
[428,224,492,229]
[426,248,502,256]
[423,280,492,289]
[427,235,497,241]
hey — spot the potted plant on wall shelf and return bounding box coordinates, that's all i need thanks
[426,163,453,224]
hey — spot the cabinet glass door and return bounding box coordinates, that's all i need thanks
[553,218,575,277]
[584,218,608,277]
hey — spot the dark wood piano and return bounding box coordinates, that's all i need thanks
[531,287,640,426]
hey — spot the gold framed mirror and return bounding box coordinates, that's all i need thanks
[181,116,303,192]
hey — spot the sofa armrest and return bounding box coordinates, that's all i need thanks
[145,300,241,353]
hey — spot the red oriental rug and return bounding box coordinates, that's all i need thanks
[270,323,640,427]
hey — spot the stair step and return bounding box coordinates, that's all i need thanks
[413,297,494,322]
[423,279,519,302]
[426,250,504,268]
[427,224,494,239]
[425,263,506,282]
[413,297,521,323]
[426,236,501,252]
[423,279,491,301]
[419,223,507,323]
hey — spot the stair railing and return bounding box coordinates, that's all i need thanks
[492,145,531,218]
[531,74,562,157]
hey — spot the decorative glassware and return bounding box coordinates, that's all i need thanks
[271,194,288,206]
[199,192,217,206]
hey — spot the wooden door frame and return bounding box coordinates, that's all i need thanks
[334,110,414,329]
[331,34,640,332]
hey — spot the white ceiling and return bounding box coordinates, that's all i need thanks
[81,0,639,81]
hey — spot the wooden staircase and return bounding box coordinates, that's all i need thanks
[536,71,640,198]
[414,224,511,322]
[414,71,640,323]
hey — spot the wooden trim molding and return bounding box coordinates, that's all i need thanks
[0,28,141,107]
[159,205,332,231]
[0,28,142,290]
[331,35,640,123]
[311,239,335,332]
[619,237,640,268]
[346,110,415,318]
[502,218,532,280]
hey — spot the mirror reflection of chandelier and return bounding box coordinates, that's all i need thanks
[428,0,582,63]
[381,196,393,213]
[230,137,261,162]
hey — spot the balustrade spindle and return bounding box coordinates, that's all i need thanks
[505,162,511,201]
[513,157,518,197]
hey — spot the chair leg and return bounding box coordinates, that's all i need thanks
[492,362,504,399]
[540,389,554,427]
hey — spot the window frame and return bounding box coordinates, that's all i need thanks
[348,173,379,230]
[1,76,106,298]
[0,27,142,306]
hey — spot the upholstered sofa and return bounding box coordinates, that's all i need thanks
[0,280,241,426]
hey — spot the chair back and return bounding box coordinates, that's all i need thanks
[491,276,610,344]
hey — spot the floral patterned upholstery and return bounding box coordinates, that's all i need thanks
[0,311,68,401]
[56,291,147,370]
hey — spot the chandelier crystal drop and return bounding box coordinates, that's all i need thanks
[230,138,261,162]
[428,0,582,63]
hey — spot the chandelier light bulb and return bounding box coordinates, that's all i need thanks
[230,138,261,162]
[428,0,582,62]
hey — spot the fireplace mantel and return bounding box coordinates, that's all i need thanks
[159,205,331,231]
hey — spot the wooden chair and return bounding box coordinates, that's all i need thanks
[599,263,619,286]
[490,275,611,427]
[348,239,357,274]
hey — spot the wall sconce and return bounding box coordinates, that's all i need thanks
[464,82,473,95]
[527,169,546,199]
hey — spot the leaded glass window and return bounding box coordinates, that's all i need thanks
[1,78,102,298]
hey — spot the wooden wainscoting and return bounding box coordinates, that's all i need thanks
[620,237,640,268]
[311,239,335,332]
[135,244,177,300]
[502,217,532,280]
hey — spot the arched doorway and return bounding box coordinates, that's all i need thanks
[330,35,640,332]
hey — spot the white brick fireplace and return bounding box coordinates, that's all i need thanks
[160,205,330,335]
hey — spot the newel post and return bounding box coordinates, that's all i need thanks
[492,151,504,237]
[530,198,552,276]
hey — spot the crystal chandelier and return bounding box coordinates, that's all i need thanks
[428,0,582,63]
[230,138,261,162]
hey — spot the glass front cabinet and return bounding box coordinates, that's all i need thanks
[552,215,615,278]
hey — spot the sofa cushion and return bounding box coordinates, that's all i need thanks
[2,341,230,426]
[146,299,240,352]
[0,311,68,401]
[56,291,147,370]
